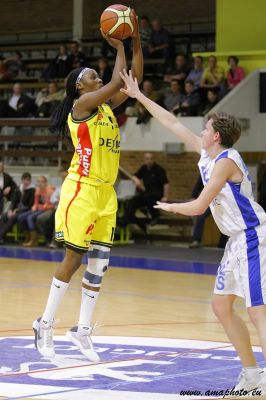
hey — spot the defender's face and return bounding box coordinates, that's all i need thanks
[201,119,216,150]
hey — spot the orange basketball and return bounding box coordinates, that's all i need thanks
[100,4,136,40]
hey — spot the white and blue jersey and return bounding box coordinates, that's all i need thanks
[198,148,266,236]
[198,148,266,307]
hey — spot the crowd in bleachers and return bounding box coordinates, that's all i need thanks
[0,16,246,122]
[0,162,67,247]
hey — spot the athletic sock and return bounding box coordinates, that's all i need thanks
[42,277,69,323]
[78,287,99,327]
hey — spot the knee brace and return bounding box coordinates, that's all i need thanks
[82,245,110,288]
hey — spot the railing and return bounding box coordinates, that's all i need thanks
[0,118,72,167]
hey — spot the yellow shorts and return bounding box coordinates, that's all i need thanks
[55,178,117,252]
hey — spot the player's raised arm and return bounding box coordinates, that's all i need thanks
[110,11,143,109]
[120,69,202,153]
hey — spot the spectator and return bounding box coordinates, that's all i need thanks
[0,162,20,215]
[149,19,172,72]
[139,16,152,57]
[136,80,162,124]
[164,53,189,86]
[35,81,64,117]
[0,172,35,245]
[0,55,10,81]
[36,169,67,247]
[0,82,36,118]
[163,79,184,112]
[186,56,204,89]
[96,57,112,85]
[200,88,219,115]
[226,55,245,90]
[200,55,225,94]
[42,45,70,80]
[68,41,86,70]
[4,51,24,79]
[17,176,54,247]
[121,152,169,231]
[172,80,201,116]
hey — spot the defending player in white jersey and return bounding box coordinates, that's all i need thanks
[120,69,266,393]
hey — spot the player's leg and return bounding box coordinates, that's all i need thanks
[33,247,84,358]
[212,238,262,390]
[66,243,111,362]
[212,294,257,366]
[33,179,96,358]
[66,185,116,361]
[244,224,266,391]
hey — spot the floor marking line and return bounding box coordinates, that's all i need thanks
[0,343,234,379]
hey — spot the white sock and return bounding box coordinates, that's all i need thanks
[78,287,99,327]
[244,366,262,378]
[42,277,69,323]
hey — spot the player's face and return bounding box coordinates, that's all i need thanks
[201,119,217,149]
[82,69,103,92]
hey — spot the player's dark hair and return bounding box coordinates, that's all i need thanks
[50,67,85,137]
[208,111,241,148]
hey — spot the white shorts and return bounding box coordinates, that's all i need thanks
[214,223,266,307]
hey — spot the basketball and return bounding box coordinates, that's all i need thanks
[100,4,136,40]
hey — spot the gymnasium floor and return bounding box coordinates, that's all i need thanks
[0,243,264,399]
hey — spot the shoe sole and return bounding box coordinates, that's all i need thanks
[66,331,100,363]
[32,320,55,358]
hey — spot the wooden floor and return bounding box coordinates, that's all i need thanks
[0,256,258,345]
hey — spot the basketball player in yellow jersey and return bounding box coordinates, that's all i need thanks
[33,19,143,361]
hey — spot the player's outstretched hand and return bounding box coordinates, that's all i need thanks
[154,201,175,213]
[100,29,123,49]
[120,69,141,98]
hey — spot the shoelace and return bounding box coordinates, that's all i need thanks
[43,326,54,348]
[79,322,100,350]
[41,319,59,348]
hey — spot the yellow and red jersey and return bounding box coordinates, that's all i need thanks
[67,103,120,185]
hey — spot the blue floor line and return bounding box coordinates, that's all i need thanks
[0,246,218,275]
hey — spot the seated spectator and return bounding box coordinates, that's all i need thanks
[226,55,245,90]
[36,169,67,247]
[96,57,112,85]
[0,55,10,81]
[0,162,20,215]
[0,172,35,244]
[163,79,184,112]
[173,81,200,117]
[200,88,219,115]
[121,153,169,231]
[136,80,162,124]
[4,51,25,79]
[149,19,172,71]
[17,176,54,247]
[68,41,86,70]
[172,80,201,116]
[0,82,36,118]
[200,55,225,95]
[139,15,152,57]
[42,45,70,80]
[35,82,64,117]
[164,53,189,86]
[186,56,204,89]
